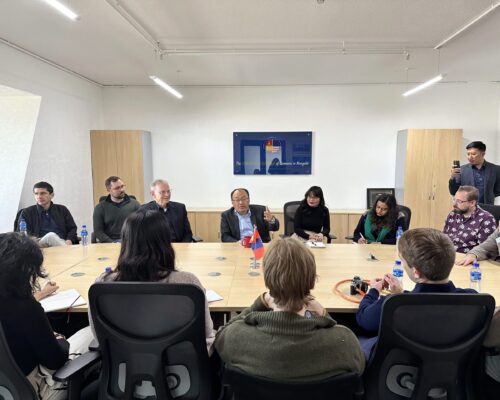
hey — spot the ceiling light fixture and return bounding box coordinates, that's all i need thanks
[434,1,500,49]
[149,76,183,99]
[402,74,444,97]
[41,0,79,20]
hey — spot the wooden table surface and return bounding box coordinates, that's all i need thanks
[42,243,500,313]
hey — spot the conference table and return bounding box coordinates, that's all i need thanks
[42,243,500,313]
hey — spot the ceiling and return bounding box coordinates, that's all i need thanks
[0,0,499,86]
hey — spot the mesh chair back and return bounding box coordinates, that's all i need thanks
[283,201,301,237]
[0,322,37,400]
[365,293,495,400]
[396,205,411,230]
[479,203,500,226]
[89,282,214,400]
[223,365,363,400]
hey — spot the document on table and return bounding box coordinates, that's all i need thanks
[40,289,86,312]
[206,290,223,303]
[306,241,326,248]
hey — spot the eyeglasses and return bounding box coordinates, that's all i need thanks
[453,198,470,205]
[232,197,249,203]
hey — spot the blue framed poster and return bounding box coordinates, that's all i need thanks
[233,131,312,175]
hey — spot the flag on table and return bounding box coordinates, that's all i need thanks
[250,226,265,260]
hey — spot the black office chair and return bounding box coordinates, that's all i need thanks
[222,365,363,400]
[282,201,336,242]
[89,282,216,400]
[0,322,99,400]
[479,203,500,226]
[364,293,495,400]
[0,322,37,399]
[345,204,412,241]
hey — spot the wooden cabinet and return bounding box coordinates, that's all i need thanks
[90,130,153,206]
[395,129,462,229]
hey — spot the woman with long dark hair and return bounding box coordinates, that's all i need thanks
[293,186,330,242]
[0,232,91,400]
[92,210,215,348]
[353,194,405,244]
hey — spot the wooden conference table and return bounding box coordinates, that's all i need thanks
[42,243,500,313]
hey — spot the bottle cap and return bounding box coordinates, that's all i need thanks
[395,260,401,266]
[105,267,112,273]
[82,225,87,228]
[473,261,480,268]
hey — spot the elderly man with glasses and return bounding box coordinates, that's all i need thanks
[220,188,279,243]
[443,185,496,254]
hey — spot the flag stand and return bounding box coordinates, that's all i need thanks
[248,257,260,276]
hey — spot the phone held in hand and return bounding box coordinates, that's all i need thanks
[453,160,460,169]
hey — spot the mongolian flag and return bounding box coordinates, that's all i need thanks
[250,226,265,260]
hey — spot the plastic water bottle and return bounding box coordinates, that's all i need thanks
[19,218,27,236]
[393,260,404,288]
[470,262,482,292]
[81,225,89,247]
[396,226,404,247]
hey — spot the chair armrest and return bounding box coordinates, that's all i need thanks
[53,351,101,382]
[88,339,99,351]
[192,235,203,243]
[328,234,337,240]
[345,235,354,241]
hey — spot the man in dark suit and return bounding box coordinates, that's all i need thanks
[449,141,500,204]
[139,179,193,242]
[221,188,279,243]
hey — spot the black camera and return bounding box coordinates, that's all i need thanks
[350,276,368,295]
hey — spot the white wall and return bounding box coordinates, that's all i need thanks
[0,43,103,232]
[102,83,500,210]
[0,87,41,232]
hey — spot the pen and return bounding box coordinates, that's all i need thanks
[360,233,365,240]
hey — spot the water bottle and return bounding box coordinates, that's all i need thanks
[19,218,27,236]
[81,225,89,247]
[470,262,482,292]
[396,226,404,247]
[393,259,404,288]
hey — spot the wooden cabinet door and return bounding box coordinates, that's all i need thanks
[90,130,118,206]
[115,131,145,204]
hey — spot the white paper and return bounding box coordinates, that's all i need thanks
[39,289,86,312]
[306,241,326,248]
[206,290,223,303]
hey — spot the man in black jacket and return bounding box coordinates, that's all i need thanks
[17,182,78,247]
[139,179,193,242]
[220,188,279,243]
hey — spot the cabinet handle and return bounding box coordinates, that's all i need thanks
[428,193,431,200]
[432,193,435,200]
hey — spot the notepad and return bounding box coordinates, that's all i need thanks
[206,290,223,303]
[40,289,86,312]
[306,241,326,248]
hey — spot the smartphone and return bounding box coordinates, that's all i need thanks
[453,160,460,169]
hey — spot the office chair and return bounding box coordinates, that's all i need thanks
[282,201,336,242]
[0,322,99,400]
[89,282,216,400]
[364,293,495,400]
[479,203,500,226]
[345,204,412,241]
[222,365,364,400]
[98,194,137,203]
[13,209,23,232]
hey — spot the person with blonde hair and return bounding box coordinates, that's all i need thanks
[214,237,364,381]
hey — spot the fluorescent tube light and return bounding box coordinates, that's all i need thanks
[149,76,183,99]
[402,74,444,97]
[41,0,79,20]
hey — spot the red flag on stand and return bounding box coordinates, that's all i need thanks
[250,226,265,260]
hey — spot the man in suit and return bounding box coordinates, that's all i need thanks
[221,188,279,243]
[16,181,78,247]
[139,179,193,242]
[449,141,500,204]
[93,176,140,243]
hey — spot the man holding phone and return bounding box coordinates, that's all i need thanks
[220,188,280,243]
[449,141,500,205]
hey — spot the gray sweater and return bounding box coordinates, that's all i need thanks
[468,229,500,261]
[214,296,365,381]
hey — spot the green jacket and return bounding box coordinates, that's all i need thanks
[215,296,365,381]
[92,195,140,242]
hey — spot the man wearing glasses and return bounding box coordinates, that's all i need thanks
[221,188,279,243]
[93,176,140,243]
[140,179,193,242]
[443,185,496,253]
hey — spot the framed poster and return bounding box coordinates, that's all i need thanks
[233,131,312,175]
